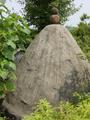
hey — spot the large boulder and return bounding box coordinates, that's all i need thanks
[3,25,90,118]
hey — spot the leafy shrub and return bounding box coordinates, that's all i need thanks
[23,99,56,120]
[0,4,31,97]
[0,117,4,120]
[23,94,90,120]
[70,15,90,61]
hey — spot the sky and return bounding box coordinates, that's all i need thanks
[65,0,90,26]
[5,0,90,26]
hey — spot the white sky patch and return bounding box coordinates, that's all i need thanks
[5,0,23,15]
[5,0,90,26]
[65,0,90,26]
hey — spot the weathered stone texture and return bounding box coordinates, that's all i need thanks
[3,25,90,117]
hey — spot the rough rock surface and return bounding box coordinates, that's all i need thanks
[3,25,90,118]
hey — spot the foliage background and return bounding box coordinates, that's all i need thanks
[70,14,90,61]
[23,0,78,31]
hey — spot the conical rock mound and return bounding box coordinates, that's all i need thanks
[3,25,90,117]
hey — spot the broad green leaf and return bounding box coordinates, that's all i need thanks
[0,69,8,80]
[9,72,16,80]
[2,46,14,60]
[17,43,25,49]
[14,35,19,41]
[5,80,15,91]
[9,62,16,71]
[0,59,9,68]
[7,41,16,49]
[21,28,30,34]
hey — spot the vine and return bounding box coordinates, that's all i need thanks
[0,3,31,98]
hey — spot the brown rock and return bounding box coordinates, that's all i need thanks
[50,15,60,24]
[50,7,60,24]
[51,7,59,14]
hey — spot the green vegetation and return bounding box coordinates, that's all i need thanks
[23,0,78,31]
[0,4,31,97]
[70,14,90,61]
[0,1,90,120]
[0,117,4,120]
[23,93,90,120]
